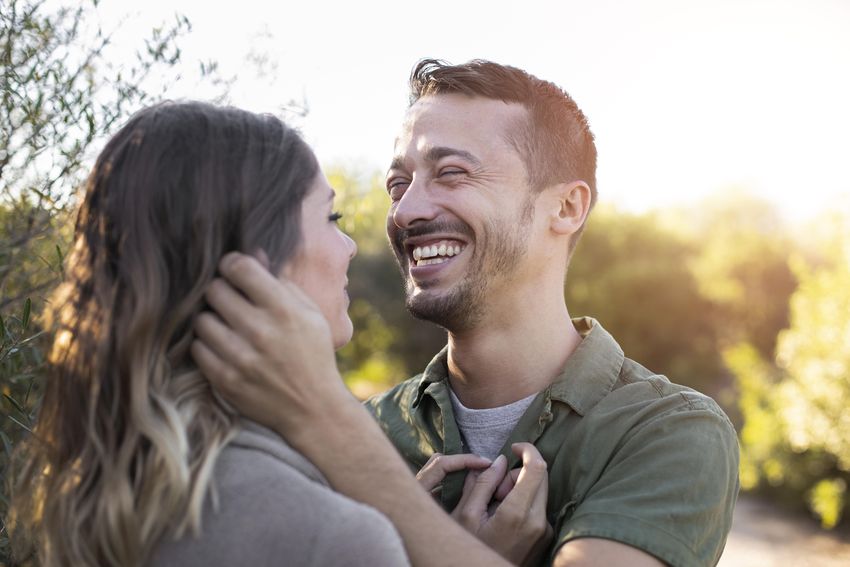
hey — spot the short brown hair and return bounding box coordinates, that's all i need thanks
[409,58,597,211]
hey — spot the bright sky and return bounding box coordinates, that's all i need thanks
[96,0,850,222]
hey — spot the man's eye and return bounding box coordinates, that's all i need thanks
[328,212,343,223]
[438,169,464,177]
[387,179,409,200]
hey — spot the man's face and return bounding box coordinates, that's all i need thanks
[385,94,538,332]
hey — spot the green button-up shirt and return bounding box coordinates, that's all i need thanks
[365,318,739,567]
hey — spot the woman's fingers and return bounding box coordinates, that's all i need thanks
[494,467,521,502]
[416,453,492,493]
[191,337,238,394]
[203,277,263,341]
[218,252,323,318]
[212,253,333,353]
[191,337,223,379]
[499,443,548,513]
[217,252,284,309]
[483,444,550,565]
[195,302,258,370]
[453,455,507,531]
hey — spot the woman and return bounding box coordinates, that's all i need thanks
[10,102,548,567]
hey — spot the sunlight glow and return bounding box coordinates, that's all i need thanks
[94,0,850,224]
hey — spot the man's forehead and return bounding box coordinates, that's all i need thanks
[391,94,527,165]
[404,93,526,126]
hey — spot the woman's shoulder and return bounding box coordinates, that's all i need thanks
[219,419,330,486]
[149,421,409,566]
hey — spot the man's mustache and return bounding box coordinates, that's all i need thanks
[392,220,475,257]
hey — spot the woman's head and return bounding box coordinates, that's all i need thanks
[11,101,351,566]
[83,101,318,311]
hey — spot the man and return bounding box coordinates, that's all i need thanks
[365,59,739,566]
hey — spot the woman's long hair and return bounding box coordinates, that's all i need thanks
[9,102,318,566]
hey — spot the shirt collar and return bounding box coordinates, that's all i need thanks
[412,345,450,408]
[410,318,624,416]
[548,317,624,416]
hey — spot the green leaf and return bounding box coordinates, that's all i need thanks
[4,413,33,434]
[0,429,13,458]
[0,314,5,341]
[17,330,45,347]
[3,394,26,416]
[25,374,36,405]
[22,298,31,330]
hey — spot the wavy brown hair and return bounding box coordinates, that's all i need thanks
[8,102,317,566]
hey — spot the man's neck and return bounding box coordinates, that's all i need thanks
[446,293,582,409]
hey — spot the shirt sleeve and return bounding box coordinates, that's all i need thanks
[554,397,740,567]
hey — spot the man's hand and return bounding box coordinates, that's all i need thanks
[452,443,554,566]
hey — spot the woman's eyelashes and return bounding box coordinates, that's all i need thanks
[328,211,343,223]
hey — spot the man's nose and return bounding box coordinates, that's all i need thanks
[391,177,439,229]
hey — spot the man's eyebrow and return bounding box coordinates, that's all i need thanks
[424,146,481,166]
[387,147,481,174]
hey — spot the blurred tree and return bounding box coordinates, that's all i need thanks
[0,1,223,561]
[727,208,850,528]
[680,189,797,358]
[566,205,723,396]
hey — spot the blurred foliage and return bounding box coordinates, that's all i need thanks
[566,204,722,395]
[0,1,222,563]
[0,298,43,561]
[677,190,798,359]
[726,209,850,528]
[808,479,847,530]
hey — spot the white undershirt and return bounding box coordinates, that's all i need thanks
[448,388,538,461]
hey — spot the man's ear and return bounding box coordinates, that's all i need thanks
[549,181,591,236]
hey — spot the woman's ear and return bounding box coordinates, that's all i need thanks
[549,181,591,237]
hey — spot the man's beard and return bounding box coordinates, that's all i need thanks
[391,205,532,333]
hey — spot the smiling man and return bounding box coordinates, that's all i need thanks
[366,59,740,567]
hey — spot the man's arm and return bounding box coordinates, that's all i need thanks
[547,386,739,566]
[193,252,551,566]
[554,539,666,567]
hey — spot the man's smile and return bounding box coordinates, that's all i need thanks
[410,239,466,266]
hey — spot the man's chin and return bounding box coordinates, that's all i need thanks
[405,288,481,332]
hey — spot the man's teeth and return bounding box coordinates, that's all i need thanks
[412,241,464,264]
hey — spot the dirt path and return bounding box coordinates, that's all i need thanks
[718,495,850,566]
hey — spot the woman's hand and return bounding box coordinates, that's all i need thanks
[452,444,554,567]
[416,446,553,566]
[192,252,349,436]
[416,453,493,498]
